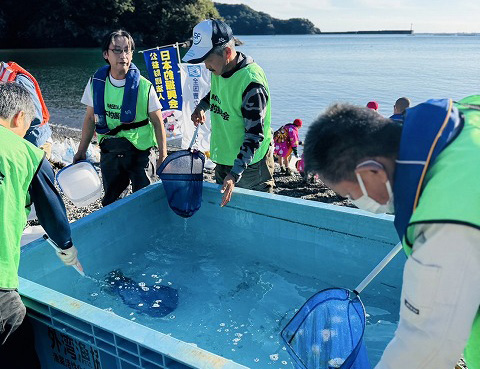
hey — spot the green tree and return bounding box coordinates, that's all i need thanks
[1,0,134,47]
[215,3,320,35]
[128,0,219,47]
[0,0,220,48]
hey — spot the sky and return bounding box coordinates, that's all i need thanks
[217,0,480,33]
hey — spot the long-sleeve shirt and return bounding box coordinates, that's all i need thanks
[29,158,73,250]
[375,223,480,369]
[197,52,269,180]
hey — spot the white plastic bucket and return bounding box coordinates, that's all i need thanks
[56,161,102,207]
[288,155,300,173]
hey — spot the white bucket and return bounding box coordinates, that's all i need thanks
[204,159,216,170]
[56,161,102,207]
[288,155,300,173]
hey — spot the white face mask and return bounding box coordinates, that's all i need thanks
[350,171,395,214]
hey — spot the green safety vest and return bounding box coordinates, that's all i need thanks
[209,63,272,166]
[0,127,44,289]
[404,96,480,369]
[93,76,156,151]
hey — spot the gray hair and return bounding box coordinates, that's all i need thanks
[211,39,235,57]
[0,82,35,125]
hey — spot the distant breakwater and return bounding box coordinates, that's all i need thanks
[319,30,413,35]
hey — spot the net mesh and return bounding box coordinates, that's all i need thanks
[157,150,205,218]
[281,288,370,369]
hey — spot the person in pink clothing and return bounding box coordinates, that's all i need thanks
[273,118,302,175]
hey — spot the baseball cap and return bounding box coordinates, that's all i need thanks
[366,101,379,110]
[183,19,233,64]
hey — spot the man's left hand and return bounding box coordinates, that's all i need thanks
[220,174,236,207]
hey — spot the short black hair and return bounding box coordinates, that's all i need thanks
[304,103,402,183]
[394,97,411,114]
[101,29,135,63]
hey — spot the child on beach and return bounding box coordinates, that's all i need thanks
[273,118,302,175]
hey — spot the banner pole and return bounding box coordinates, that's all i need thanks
[175,42,182,65]
[139,42,186,54]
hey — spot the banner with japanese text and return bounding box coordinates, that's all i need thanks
[179,63,211,152]
[143,46,182,111]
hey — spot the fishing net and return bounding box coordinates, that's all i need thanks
[157,149,205,218]
[281,288,370,369]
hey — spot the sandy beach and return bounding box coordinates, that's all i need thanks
[43,125,352,223]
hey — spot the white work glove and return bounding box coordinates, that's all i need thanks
[55,245,79,266]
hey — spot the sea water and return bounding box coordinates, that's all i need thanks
[41,225,398,369]
[3,34,479,141]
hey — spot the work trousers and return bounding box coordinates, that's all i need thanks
[0,290,41,368]
[99,137,154,206]
[215,147,275,193]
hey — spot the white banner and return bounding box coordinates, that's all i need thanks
[180,63,211,152]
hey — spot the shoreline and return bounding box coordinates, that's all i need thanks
[47,125,351,224]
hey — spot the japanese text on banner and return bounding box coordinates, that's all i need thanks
[143,46,183,111]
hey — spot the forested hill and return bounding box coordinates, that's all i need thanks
[214,3,321,35]
[0,0,220,48]
[0,0,320,48]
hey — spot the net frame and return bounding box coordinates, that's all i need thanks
[156,149,205,218]
[281,287,369,369]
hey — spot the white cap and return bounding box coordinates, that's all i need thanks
[183,19,233,64]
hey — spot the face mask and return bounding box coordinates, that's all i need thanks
[350,171,395,214]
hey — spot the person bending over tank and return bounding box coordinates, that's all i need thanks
[0,83,80,368]
[184,19,274,207]
[303,101,480,369]
[74,29,167,206]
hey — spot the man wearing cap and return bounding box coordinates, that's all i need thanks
[0,83,80,368]
[184,19,274,206]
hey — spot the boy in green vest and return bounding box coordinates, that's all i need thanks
[303,102,480,369]
[74,30,167,206]
[0,83,80,367]
[184,19,274,207]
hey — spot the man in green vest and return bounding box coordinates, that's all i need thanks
[184,19,274,207]
[303,100,480,369]
[74,29,167,206]
[0,83,80,368]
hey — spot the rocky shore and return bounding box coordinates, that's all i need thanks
[45,125,352,223]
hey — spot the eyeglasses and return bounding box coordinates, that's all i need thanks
[109,48,133,55]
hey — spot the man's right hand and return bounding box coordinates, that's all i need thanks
[73,151,86,163]
[191,107,206,127]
